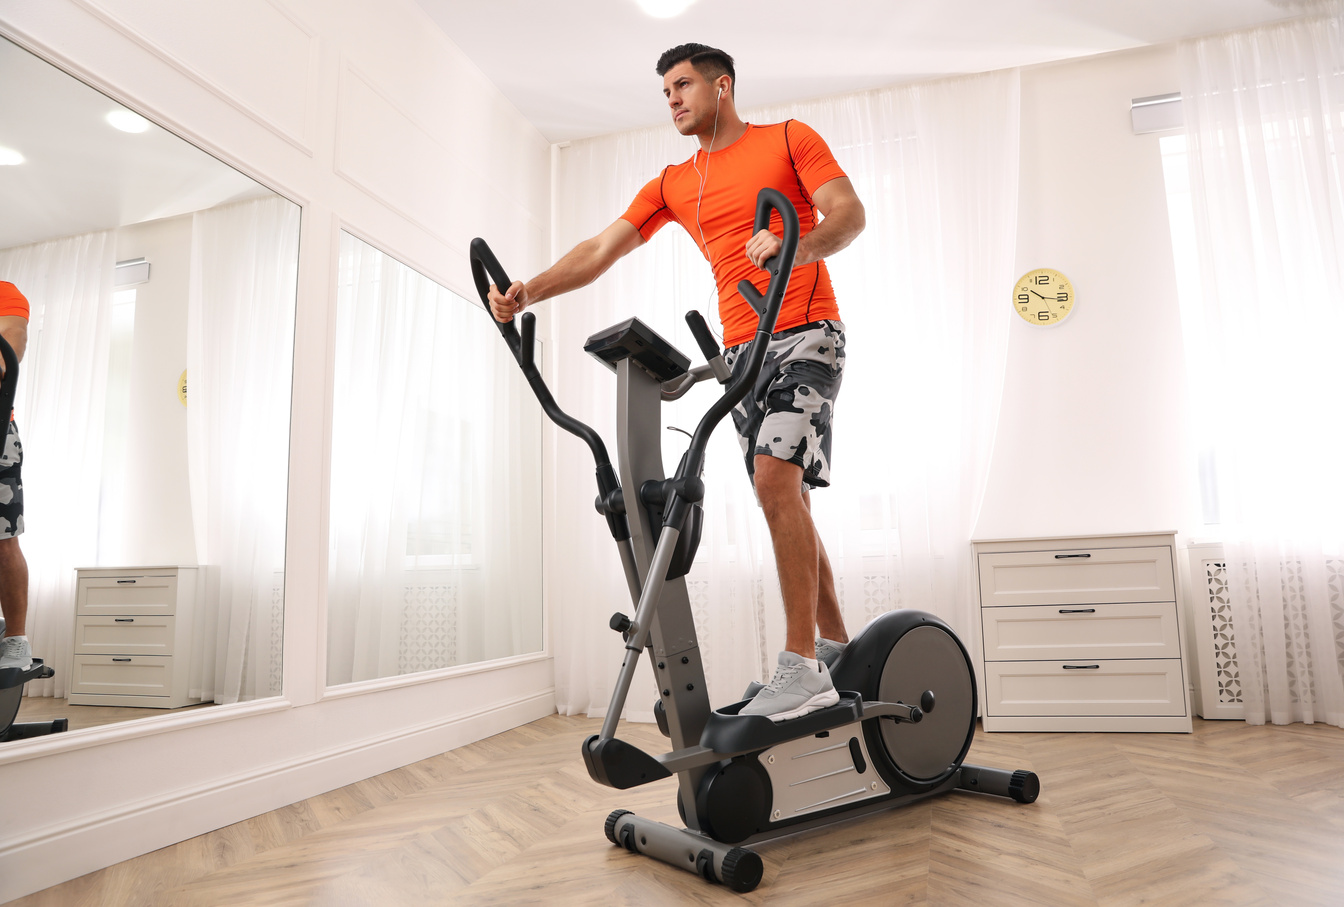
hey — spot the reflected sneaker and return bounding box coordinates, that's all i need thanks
[816,637,848,668]
[740,651,840,723]
[0,635,32,671]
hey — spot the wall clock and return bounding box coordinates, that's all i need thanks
[1013,268,1074,326]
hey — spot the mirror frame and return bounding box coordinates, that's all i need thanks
[0,26,307,764]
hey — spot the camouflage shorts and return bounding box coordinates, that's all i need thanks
[0,420,22,539]
[722,320,845,490]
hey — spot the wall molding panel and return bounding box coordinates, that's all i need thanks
[0,0,554,900]
[71,0,320,155]
[332,57,537,266]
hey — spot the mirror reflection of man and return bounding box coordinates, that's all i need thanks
[0,281,31,671]
[488,44,866,722]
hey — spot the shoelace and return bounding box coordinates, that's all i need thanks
[763,663,807,694]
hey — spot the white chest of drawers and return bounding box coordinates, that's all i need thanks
[68,566,205,709]
[973,533,1192,732]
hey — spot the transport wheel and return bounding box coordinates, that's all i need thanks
[720,847,763,892]
[870,623,976,784]
[605,809,633,845]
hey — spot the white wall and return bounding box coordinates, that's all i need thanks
[975,44,1202,542]
[0,1,553,900]
[114,214,196,564]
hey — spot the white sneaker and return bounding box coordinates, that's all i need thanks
[0,635,32,671]
[815,637,848,668]
[740,651,840,723]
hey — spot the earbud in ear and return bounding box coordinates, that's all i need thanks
[718,87,724,97]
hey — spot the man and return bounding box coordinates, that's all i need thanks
[488,44,865,721]
[0,280,30,672]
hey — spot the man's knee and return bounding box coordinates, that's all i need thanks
[0,536,21,564]
[753,455,804,515]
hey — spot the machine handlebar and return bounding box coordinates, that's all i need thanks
[0,335,18,424]
[468,238,623,527]
[736,187,801,322]
[470,187,800,536]
[668,189,800,506]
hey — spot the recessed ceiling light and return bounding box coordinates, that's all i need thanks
[636,0,695,18]
[106,109,151,134]
[0,147,24,166]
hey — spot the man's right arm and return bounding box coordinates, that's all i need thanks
[488,219,644,322]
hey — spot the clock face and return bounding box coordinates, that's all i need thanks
[1013,268,1074,326]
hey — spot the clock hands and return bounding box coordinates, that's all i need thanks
[1029,289,1051,300]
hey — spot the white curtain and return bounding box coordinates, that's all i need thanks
[1180,9,1344,726]
[550,71,1020,717]
[187,196,298,704]
[326,233,543,686]
[0,231,115,698]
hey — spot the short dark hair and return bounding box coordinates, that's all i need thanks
[656,43,735,97]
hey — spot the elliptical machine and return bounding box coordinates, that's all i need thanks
[470,189,1038,893]
[0,334,67,743]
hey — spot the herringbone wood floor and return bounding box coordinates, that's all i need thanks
[12,715,1344,906]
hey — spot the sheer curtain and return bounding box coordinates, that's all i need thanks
[550,71,1020,716]
[326,233,542,686]
[1180,9,1344,726]
[187,196,298,703]
[0,231,114,698]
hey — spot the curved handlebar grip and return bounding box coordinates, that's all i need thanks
[468,237,622,539]
[469,237,525,346]
[668,188,802,501]
[736,188,800,337]
[753,187,800,280]
[685,310,721,364]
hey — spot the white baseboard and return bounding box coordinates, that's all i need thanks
[0,690,555,902]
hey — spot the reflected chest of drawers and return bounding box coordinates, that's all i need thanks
[69,567,205,709]
[973,533,1192,732]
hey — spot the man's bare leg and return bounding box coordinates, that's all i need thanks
[754,455,826,657]
[804,489,848,644]
[0,536,27,638]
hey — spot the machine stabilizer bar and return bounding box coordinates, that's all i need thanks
[606,811,764,892]
[957,764,1041,803]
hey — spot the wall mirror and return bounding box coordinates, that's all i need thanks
[326,232,543,686]
[0,35,299,737]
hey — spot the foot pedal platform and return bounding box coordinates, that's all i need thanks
[701,691,863,754]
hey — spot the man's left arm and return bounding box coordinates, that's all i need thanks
[0,316,28,378]
[744,177,866,269]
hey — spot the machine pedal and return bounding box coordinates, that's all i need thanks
[700,691,863,754]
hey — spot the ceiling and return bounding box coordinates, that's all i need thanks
[0,36,272,251]
[416,0,1309,143]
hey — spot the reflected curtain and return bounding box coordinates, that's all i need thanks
[1180,10,1344,726]
[550,71,1020,717]
[0,232,114,698]
[326,234,542,686]
[186,196,298,704]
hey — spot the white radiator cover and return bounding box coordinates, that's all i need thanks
[1182,544,1344,720]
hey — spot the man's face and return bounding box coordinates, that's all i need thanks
[662,60,720,137]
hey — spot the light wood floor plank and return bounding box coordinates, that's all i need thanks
[13,716,1344,905]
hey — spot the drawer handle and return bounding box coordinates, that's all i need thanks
[112,658,133,663]
[1063,664,1100,670]
[1055,553,1092,559]
[114,618,135,623]
[1058,608,1096,614]
[116,579,137,584]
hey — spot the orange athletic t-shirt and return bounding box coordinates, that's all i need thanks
[620,120,848,348]
[0,281,29,320]
[0,281,28,422]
